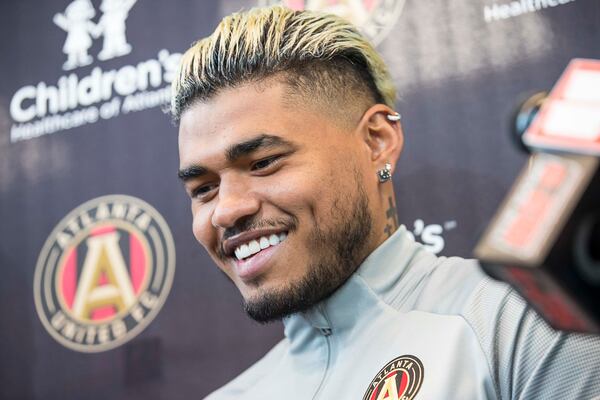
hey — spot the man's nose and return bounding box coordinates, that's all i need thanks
[211,177,260,229]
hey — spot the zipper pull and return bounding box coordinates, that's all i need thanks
[319,327,332,336]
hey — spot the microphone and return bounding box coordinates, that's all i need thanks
[474,59,600,334]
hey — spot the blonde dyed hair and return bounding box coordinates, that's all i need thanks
[170,5,396,121]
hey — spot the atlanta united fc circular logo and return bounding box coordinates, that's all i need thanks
[258,0,406,46]
[363,355,424,400]
[33,195,175,353]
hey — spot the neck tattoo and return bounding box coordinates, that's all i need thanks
[384,196,399,238]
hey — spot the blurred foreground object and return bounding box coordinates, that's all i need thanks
[475,59,600,334]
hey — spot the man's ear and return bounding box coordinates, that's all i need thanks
[356,104,404,175]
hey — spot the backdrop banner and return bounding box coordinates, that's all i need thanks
[0,0,598,399]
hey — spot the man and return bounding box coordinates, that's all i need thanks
[171,6,600,399]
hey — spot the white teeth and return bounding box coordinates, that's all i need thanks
[269,234,280,246]
[259,237,270,249]
[248,240,260,255]
[238,244,250,259]
[234,232,288,260]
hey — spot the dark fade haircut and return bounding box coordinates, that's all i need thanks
[170,6,396,123]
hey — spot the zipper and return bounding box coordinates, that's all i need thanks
[312,304,334,400]
[312,327,332,400]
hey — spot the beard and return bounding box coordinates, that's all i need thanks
[242,180,373,323]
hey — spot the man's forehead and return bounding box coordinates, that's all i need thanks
[178,81,289,141]
[178,96,302,171]
[178,129,287,171]
[178,108,294,165]
[177,77,352,171]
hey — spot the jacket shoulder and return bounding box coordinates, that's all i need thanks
[411,255,493,314]
[414,255,600,399]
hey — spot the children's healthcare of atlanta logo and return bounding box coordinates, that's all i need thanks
[8,0,181,143]
[33,195,176,353]
[258,0,406,45]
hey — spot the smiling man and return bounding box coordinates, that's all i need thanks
[171,6,600,400]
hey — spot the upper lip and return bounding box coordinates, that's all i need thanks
[222,228,288,258]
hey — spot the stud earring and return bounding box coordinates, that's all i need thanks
[377,163,392,183]
[386,112,401,122]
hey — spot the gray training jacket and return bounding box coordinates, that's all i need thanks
[206,226,600,400]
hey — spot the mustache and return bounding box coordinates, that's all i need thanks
[217,215,299,259]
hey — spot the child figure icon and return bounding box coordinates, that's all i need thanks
[53,0,137,71]
[94,0,137,61]
[53,0,97,70]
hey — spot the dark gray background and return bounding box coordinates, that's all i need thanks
[0,0,598,399]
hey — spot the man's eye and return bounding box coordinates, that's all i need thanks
[251,155,281,171]
[191,184,217,200]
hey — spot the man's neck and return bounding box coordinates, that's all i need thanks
[383,195,399,238]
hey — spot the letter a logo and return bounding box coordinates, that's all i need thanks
[376,374,401,400]
[72,231,136,320]
[363,355,424,400]
[34,195,175,352]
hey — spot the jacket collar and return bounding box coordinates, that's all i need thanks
[283,225,425,340]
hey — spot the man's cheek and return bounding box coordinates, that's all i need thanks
[191,212,213,249]
[263,171,314,200]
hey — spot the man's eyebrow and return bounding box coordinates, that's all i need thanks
[226,134,296,162]
[178,165,208,182]
[177,134,297,182]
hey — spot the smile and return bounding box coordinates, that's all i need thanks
[234,232,288,261]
